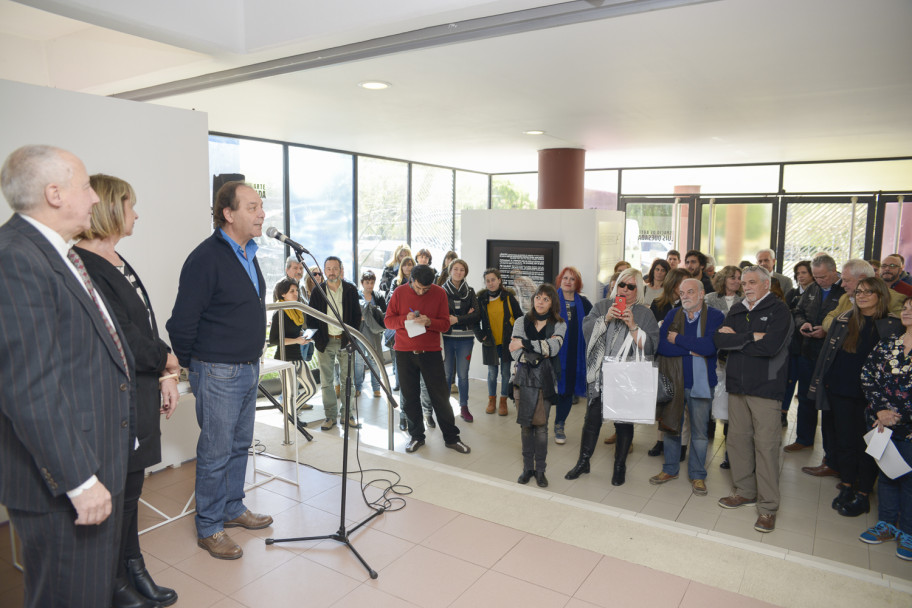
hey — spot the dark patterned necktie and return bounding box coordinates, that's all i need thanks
[67,248,130,378]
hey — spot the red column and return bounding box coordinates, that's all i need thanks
[537,148,585,210]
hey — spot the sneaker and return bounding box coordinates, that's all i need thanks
[445,441,471,454]
[649,472,678,485]
[718,494,757,509]
[691,479,708,496]
[320,418,335,431]
[754,513,776,533]
[343,415,361,428]
[897,532,912,561]
[859,521,899,545]
[554,423,566,444]
[373,390,381,398]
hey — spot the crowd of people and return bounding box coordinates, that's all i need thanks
[2,144,911,607]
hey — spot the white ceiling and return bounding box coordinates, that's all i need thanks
[2,0,911,173]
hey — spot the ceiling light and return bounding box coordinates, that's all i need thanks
[523,130,545,135]
[358,81,390,90]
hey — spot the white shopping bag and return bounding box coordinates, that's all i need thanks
[712,364,728,421]
[601,334,658,424]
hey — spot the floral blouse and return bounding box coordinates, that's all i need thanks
[861,335,912,440]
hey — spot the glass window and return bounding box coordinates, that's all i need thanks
[584,170,619,210]
[410,164,454,270]
[491,173,538,209]
[699,201,773,269]
[782,197,869,278]
[880,197,912,267]
[624,202,676,275]
[288,146,354,280]
[356,157,408,282]
[454,170,488,251]
[208,135,285,302]
[621,165,779,195]
[783,159,912,193]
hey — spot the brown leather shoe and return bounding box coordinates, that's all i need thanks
[718,494,757,509]
[498,396,508,416]
[197,530,242,560]
[691,479,708,496]
[486,396,496,414]
[604,433,617,445]
[783,441,811,453]
[802,463,839,477]
[224,510,273,530]
[754,513,776,533]
[649,472,678,485]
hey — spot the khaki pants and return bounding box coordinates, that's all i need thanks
[728,393,781,515]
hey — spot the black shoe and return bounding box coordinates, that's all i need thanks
[535,471,549,487]
[832,484,854,510]
[405,438,424,453]
[611,463,626,486]
[565,459,590,480]
[126,556,177,606]
[838,492,870,517]
[720,450,730,469]
[518,470,534,484]
[399,417,408,431]
[425,414,436,429]
[648,441,664,457]
[679,445,688,462]
[445,440,471,454]
[112,577,157,608]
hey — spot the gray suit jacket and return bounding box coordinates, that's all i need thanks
[0,214,133,513]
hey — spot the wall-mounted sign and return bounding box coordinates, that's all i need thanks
[486,239,560,312]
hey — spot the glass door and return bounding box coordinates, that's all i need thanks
[621,196,694,274]
[699,197,775,268]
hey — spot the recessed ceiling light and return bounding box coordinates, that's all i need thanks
[523,130,545,135]
[358,81,391,90]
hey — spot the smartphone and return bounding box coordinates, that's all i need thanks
[615,295,626,313]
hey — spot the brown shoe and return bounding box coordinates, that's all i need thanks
[649,472,678,485]
[486,396,496,414]
[783,441,811,453]
[198,530,242,560]
[373,390,381,398]
[498,396,508,416]
[802,463,839,477]
[603,433,617,445]
[754,513,776,533]
[225,510,273,530]
[691,479,708,496]
[718,494,757,509]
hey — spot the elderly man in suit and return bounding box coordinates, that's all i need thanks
[0,145,134,608]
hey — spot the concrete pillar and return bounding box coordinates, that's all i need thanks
[537,148,585,209]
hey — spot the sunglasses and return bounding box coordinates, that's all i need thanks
[616,281,636,290]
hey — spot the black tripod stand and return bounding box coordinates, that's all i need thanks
[265,250,393,579]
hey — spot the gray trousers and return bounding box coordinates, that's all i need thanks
[728,393,781,515]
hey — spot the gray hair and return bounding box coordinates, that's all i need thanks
[811,254,838,272]
[705,255,716,268]
[1,145,73,213]
[842,259,874,279]
[680,277,705,293]
[757,248,776,261]
[742,265,771,282]
[285,255,302,270]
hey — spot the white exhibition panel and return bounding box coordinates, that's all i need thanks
[459,208,625,381]
[0,79,211,483]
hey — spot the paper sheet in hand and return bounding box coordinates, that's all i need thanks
[404,319,427,338]
[864,429,912,479]
[865,427,891,459]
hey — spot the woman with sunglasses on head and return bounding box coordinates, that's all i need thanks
[565,268,660,486]
[809,276,902,517]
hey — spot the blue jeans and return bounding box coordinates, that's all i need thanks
[878,439,912,534]
[189,359,258,538]
[444,337,474,407]
[487,345,511,397]
[663,389,711,480]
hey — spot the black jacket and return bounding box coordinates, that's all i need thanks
[793,280,845,360]
[714,293,794,401]
[475,288,522,365]
[308,280,362,352]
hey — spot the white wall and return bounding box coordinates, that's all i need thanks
[459,209,625,380]
[0,79,212,476]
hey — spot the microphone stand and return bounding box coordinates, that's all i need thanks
[265,248,395,579]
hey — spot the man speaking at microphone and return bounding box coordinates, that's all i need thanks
[167,181,273,560]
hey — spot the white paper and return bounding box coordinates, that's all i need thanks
[865,427,891,459]
[864,429,912,479]
[404,319,427,338]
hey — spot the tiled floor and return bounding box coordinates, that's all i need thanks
[2,374,911,607]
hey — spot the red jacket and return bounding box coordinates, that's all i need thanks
[385,283,450,351]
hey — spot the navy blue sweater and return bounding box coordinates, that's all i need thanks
[166,230,266,367]
[657,305,725,390]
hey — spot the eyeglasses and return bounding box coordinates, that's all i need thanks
[313,272,323,277]
[882,263,902,269]
[616,281,636,291]
[854,289,876,297]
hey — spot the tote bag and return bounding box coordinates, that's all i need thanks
[601,334,658,424]
[712,363,728,421]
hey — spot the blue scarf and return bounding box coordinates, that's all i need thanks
[558,290,587,396]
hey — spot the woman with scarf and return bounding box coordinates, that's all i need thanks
[510,284,566,488]
[442,258,481,421]
[564,268,660,486]
[269,279,318,413]
[553,266,592,445]
[476,268,523,416]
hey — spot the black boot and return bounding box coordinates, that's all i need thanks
[565,415,600,480]
[126,556,177,607]
[112,577,158,608]
[612,425,633,486]
[838,492,871,517]
[535,471,549,488]
[517,470,534,484]
[648,440,664,457]
[832,484,854,510]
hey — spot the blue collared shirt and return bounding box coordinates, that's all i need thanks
[219,228,260,296]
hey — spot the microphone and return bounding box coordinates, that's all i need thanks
[266,227,309,254]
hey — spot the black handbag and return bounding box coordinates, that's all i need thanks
[657,371,674,404]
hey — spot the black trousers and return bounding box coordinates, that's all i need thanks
[396,350,461,444]
[828,390,878,493]
[117,469,146,577]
